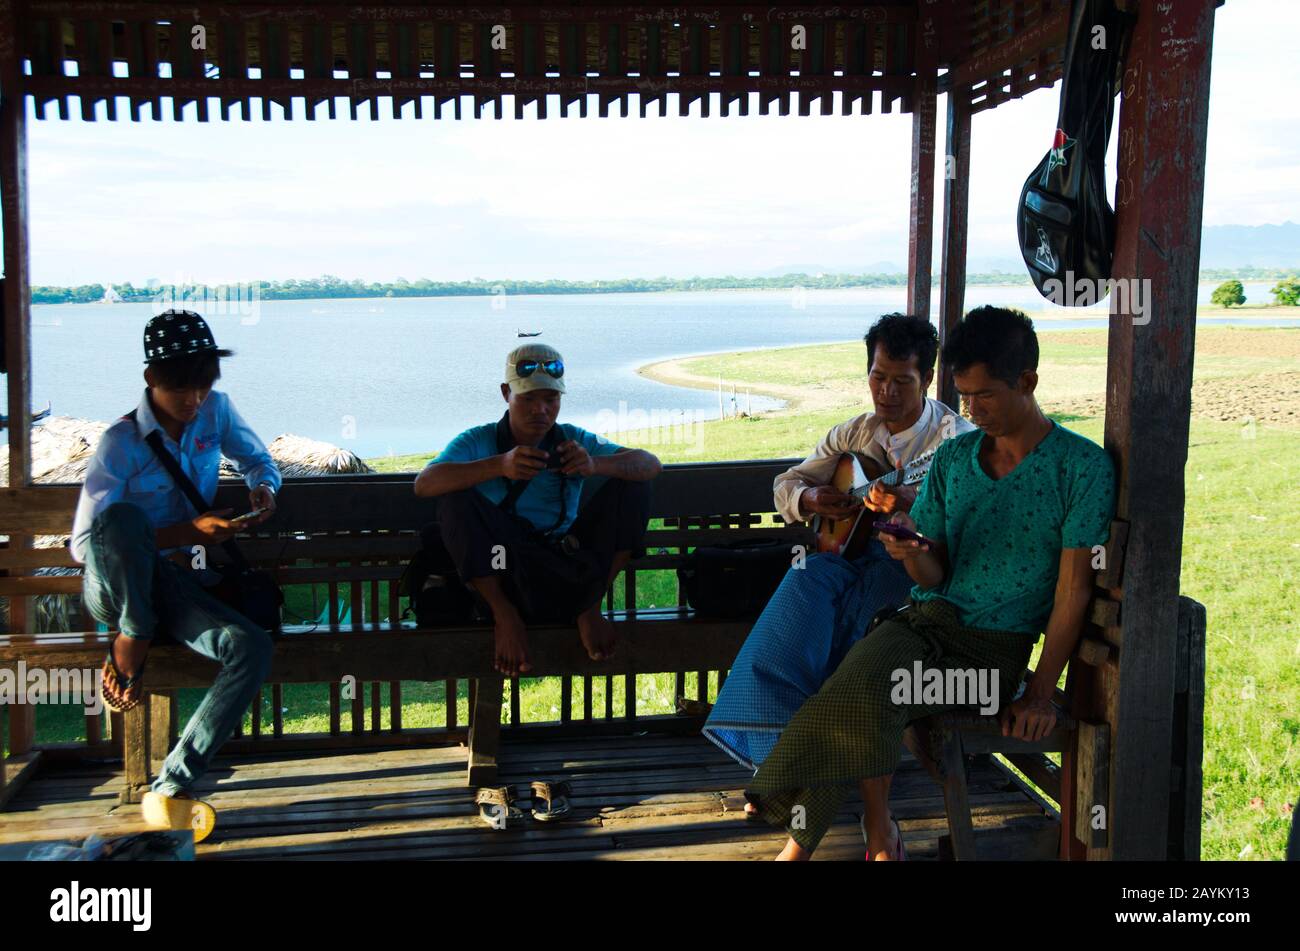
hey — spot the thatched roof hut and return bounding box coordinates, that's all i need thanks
[225,434,373,478]
[1,417,373,487]
[0,416,107,486]
[1,419,372,631]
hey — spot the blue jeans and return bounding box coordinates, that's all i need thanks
[82,502,273,797]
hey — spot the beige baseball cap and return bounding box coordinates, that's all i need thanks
[505,343,566,394]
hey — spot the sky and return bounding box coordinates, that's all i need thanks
[22,0,1300,287]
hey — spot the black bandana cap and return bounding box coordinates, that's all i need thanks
[143,310,221,364]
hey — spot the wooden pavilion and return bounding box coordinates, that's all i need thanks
[0,0,1217,860]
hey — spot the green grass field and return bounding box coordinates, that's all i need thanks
[13,328,1298,859]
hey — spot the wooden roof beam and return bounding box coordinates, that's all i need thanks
[941,1,1067,94]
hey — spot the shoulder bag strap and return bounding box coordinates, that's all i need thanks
[132,410,250,571]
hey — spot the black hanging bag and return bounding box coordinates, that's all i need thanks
[1017,0,1135,300]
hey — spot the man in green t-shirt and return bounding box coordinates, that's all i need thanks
[746,305,1116,861]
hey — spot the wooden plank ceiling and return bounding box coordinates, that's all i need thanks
[14,0,1070,121]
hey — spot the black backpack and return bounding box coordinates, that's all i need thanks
[677,538,793,620]
[1017,0,1135,301]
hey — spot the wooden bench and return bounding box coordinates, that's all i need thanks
[1,460,811,803]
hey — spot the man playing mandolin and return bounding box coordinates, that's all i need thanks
[704,313,972,846]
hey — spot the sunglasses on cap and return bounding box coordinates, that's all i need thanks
[515,359,564,379]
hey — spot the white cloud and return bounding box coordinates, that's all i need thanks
[25,2,1299,284]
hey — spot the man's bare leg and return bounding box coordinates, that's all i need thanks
[575,549,631,661]
[775,837,812,861]
[860,774,900,860]
[467,575,531,676]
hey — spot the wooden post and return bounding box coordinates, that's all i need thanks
[937,89,971,412]
[937,723,976,860]
[466,676,503,787]
[120,700,152,804]
[1171,596,1207,860]
[906,40,938,321]
[1,0,36,759]
[148,689,178,766]
[1098,0,1219,860]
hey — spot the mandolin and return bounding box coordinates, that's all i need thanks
[810,446,938,560]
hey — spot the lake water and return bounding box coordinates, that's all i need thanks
[23,282,1297,457]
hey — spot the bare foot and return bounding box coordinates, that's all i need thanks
[775,837,811,861]
[491,607,531,676]
[576,607,617,661]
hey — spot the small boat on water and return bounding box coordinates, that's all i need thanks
[0,400,51,427]
[516,330,543,337]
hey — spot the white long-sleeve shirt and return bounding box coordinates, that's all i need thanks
[772,397,974,524]
[71,389,281,563]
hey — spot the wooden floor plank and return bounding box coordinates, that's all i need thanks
[2,734,1054,860]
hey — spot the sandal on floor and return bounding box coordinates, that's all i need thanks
[141,791,217,844]
[675,697,713,717]
[861,814,908,861]
[529,780,573,823]
[476,785,524,830]
[101,649,146,714]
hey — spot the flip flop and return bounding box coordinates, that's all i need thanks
[675,697,713,716]
[100,649,147,714]
[476,785,524,830]
[529,780,573,823]
[141,791,217,844]
[861,814,908,861]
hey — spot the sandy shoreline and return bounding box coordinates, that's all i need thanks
[637,345,847,413]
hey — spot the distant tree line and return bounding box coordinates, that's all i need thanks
[29,268,1300,305]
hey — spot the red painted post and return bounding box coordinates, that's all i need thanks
[937,88,970,412]
[0,0,37,757]
[1099,0,1220,860]
[907,5,939,321]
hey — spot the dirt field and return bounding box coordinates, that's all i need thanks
[646,326,1300,429]
[1042,328,1300,426]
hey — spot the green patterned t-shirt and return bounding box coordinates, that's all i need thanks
[908,421,1115,635]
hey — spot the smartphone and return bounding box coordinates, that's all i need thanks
[545,451,566,470]
[873,519,928,545]
[229,506,269,526]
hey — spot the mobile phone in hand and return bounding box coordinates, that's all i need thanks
[873,519,927,544]
[229,507,269,526]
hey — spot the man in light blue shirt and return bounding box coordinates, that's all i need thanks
[71,310,281,841]
[414,344,661,677]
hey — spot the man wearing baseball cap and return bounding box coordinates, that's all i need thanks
[70,309,282,842]
[414,343,661,676]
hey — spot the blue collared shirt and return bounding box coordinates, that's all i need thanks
[434,421,625,537]
[71,389,282,563]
